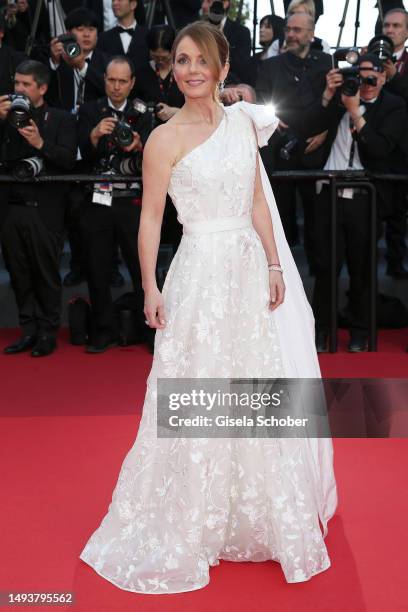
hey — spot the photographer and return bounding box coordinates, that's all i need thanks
[47,8,109,112]
[201,0,252,85]
[78,56,151,353]
[256,11,331,248]
[0,60,77,357]
[311,54,407,352]
[379,8,408,278]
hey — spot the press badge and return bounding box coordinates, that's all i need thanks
[92,181,113,206]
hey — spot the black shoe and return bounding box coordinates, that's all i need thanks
[63,270,86,287]
[386,263,408,280]
[86,339,118,353]
[315,329,329,353]
[348,330,368,353]
[110,269,125,288]
[4,335,37,354]
[31,335,57,357]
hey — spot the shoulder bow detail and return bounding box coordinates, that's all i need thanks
[234,100,280,147]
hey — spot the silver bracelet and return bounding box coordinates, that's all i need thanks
[268,264,283,273]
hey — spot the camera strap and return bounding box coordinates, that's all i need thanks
[348,116,357,169]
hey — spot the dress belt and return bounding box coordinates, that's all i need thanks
[182,214,253,235]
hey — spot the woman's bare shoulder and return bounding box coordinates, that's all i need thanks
[143,122,181,164]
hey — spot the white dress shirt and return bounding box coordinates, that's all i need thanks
[117,20,137,54]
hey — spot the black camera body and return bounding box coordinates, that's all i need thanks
[6,94,33,128]
[367,35,394,63]
[338,65,361,97]
[333,48,362,97]
[208,0,225,25]
[57,33,81,59]
[97,98,154,176]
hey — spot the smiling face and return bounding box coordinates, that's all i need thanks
[172,35,228,101]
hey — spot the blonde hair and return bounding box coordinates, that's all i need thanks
[287,0,316,21]
[172,21,229,101]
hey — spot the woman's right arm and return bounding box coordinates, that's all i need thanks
[138,125,176,329]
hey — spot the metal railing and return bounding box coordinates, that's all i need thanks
[1,170,407,352]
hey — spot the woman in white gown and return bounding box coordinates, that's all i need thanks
[79,22,338,594]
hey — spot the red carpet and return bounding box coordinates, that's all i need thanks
[0,328,407,611]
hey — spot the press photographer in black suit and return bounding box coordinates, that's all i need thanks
[256,11,331,248]
[47,8,109,112]
[97,0,149,72]
[310,54,407,352]
[0,60,77,356]
[379,8,408,278]
[78,56,151,353]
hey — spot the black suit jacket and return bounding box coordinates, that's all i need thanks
[256,49,332,136]
[0,45,26,96]
[133,64,184,109]
[86,0,146,30]
[307,89,408,210]
[0,106,77,231]
[170,0,201,29]
[46,48,110,111]
[223,18,252,85]
[78,96,151,165]
[97,25,149,72]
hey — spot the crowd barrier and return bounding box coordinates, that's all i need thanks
[1,170,407,353]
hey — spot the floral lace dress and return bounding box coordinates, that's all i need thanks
[79,102,337,594]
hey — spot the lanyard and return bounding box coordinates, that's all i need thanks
[348,117,357,169]
[155,67,173,103]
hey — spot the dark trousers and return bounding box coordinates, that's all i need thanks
[384,183,407,267]
[311,187,374,332]
[65,185,122,275]
[0,205,63,336]
[80,197,144,342]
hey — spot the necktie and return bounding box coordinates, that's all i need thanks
[118,27,135,36]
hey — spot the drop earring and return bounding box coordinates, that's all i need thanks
[218,80,225,93]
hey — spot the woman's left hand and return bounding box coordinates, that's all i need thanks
[269,270,285,311]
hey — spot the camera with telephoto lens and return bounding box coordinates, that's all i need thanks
[12,157,43,180]
[333,48,362,96]
[367,35,394,63]
[109,99,151,149]
[111,120,134,148]
[6,94,33,128]
[108,153,142,175]
[208,0,225,25]
[57,33,81,59]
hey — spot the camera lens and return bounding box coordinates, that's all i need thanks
[7,94,32,129]
[114,121,134,148]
